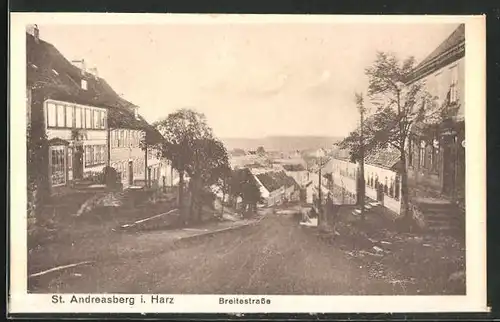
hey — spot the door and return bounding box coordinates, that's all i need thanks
[442,135,457,197]
[73,145,84,180]
[128,160,134,186]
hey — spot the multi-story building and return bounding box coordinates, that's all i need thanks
[26,25,169,194]
[107,102,167,189]
[405,23,465,206]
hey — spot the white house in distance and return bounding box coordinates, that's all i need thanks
[282,163,310,187]
[254,171,300,207]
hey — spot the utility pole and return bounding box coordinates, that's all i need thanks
[356,92,366,221]
[316,148,328,228]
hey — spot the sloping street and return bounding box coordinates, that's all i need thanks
[29,210,464,295]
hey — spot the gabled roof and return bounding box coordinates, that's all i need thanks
[256,170,298,192]
[406,24,465,84]
[26,32,163,144]
[364,148,401,171]
[282,164,306,172]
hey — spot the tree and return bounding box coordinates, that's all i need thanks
[154,108,214,224]
[256,146,266,156]
[339,52,439,221]
[229,168,262,216]
[188,137,231,222]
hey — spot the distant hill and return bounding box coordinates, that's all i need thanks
[221,136,343,152]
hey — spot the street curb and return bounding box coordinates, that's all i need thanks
[174,215,265,243]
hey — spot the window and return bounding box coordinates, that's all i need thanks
[50,146,66,186]
[450,65,459,103]
[431,137,440,172]
[122,162,127,180]
[110,131,115,148]
[85,145,106,166]
[118,130,123,147]
[57,104,65,127]
[66,105,74,128]
[47,103,57,127]
[67,148,73,170]
[75,106,82,128]
[435,71,444,102]
[85,108,91,129]
[100,111,106,129]
[94,146,99,165]
[85,146,93,166]
[94,110,100,129]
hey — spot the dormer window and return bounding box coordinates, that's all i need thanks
[81,79,88,90]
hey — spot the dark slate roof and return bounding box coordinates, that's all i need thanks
[256,171,298,192]
[407,24,465,84]
[364,148,401,170]
[26,32,163,144]
[282,164,306,171]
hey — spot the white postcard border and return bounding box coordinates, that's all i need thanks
[9,13,488,314]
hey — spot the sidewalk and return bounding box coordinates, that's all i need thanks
[28,210,263,278]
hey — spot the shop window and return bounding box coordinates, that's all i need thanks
[67,148,73,170]
[85,145,106,167]
[85,146,93,166]
[50,146,66,186]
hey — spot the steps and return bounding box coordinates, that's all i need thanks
[351,201,381,217]
[414,198,465,234]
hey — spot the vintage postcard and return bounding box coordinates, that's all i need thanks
[9,13,487,314]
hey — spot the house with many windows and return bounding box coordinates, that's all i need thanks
[26,25,168,194]
[405,23,465,208]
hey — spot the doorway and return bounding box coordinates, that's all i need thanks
[128,160,134,186]
[73,145,84,180]
[442,135,457,197]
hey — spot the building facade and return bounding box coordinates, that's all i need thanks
[27,25,167,194]
[45,99,108,188]
[405,24,465,207]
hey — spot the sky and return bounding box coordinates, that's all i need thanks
[37,22,460,139]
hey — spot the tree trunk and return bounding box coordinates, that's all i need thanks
[221,190,225,217]
[188,178,196,223]
[178,170,185,223]
[400,146,410,219]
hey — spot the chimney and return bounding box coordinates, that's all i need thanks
[26,24,40,43]
[88,67,99,78]
[71,59,86,75]
[134,107,139,120]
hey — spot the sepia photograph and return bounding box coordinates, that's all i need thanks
[10,13,486,314]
